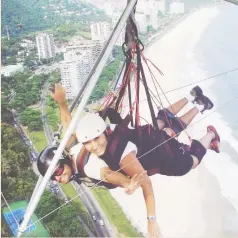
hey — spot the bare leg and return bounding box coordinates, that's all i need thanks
[166,97,188,115]
[158,97,193,130]
[191,131,215,169]
[157,119,165,130]
[199,131,215,149]
[179,107,199,126]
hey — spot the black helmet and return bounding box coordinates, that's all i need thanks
[37,145,72,179]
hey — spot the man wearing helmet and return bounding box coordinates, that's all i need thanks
[37,84,146,192]
[37,145,75,184]
[47,84,219,238]
[48,84,218,182]
[76,113,220,238]
[37,143,147,192]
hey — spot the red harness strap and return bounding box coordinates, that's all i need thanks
[141,52,192,144]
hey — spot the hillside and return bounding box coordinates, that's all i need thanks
[2,0,107,38]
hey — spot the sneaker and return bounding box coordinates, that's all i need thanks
[190,85,203,98]
[198,95,214,113]
[210,140,220,153]
[207,125,220,153]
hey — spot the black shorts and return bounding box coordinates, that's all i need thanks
[158,148,194,176]
[157,140,206,176]
[138,128,206,177]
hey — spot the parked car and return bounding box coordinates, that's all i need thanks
[99,220,104,226]
[92,215,97,221]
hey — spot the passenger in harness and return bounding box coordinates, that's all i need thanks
[75,112,220,238]
[47,84,218,237]
[49,83,219,180]
[37,144,146,193]
[37,84,146,193]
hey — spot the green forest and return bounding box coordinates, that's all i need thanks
[2,0,107,38]
[1,124,89,237]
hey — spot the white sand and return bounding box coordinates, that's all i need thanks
[110,4,238,238]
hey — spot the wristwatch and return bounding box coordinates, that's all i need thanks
[147,215,156,222]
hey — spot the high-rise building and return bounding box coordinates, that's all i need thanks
[90,22,111,41]
[149,0,159,30]
[170,1,185,14]
[60,51,92,100]
[36,33,55,60]
[156,0,173,13]
[143,0,151,15]
[104,1,114,16]
[166,0,173,12]
[135,13,147,33]
[66,40,104,65]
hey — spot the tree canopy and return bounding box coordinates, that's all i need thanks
[1,124,88,237]
[89,48,124,102]
[1,124,36,201]
[2,0,108,38]
[20,108,43,131]
[2,72,48,112]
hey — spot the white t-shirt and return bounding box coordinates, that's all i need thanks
[84,124,138,180]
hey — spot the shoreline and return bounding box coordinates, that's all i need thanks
[144,1,223,51]
[110,2,238,237]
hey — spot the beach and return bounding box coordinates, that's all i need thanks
[110,2,238,238]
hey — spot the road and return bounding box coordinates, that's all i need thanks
[41,81,54,144]
[78,216,96,237]
[72,181,116,237]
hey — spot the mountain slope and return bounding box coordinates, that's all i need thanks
[2,0,106,37]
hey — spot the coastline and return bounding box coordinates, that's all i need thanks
[110,2,238,237]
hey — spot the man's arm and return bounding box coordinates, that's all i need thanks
[100,167,146,194]
[120,152,161,237]
[85,155,146,194]
[50,84,77,149]
[50,84,71,131]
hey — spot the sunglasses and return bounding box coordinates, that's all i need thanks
[53,163,64,177]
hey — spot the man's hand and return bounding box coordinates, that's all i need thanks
[147,221,161,238]
[124,171,147,195]
[50,83,66,104]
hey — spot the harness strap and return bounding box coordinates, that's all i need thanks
[75,147,89,177]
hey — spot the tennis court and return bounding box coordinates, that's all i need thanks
[2,200,50,237]
[3,208,36,236]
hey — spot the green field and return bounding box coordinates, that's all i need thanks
[59,182,96,233]
[2,200,50,237]
[92,188,143,237]
[26,130,47,151]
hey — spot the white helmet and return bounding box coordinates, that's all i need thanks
[76,113,107,143]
